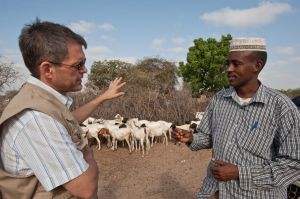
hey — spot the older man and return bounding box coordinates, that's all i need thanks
[172,37,300,199]
[0,20,125,199]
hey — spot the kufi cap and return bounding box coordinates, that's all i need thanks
[229,37,267,52]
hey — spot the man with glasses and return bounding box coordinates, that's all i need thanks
[0,20,125,198]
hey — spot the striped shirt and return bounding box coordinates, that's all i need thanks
[190,84,300,199]
[0,76,89,191]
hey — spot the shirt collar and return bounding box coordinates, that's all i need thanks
[223,84,268,105]
[27,76,73,108]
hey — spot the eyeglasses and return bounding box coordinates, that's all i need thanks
[49,58,86,71]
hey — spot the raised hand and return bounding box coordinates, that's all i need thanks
[100,77,126,100]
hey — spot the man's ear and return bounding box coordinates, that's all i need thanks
[39,61,54,79]
[254,59,263,72]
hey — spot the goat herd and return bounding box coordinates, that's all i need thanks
[81,112,204,157]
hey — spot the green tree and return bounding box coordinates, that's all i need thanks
[87,60,132,90]
[132,57,177,93]
[178,34,232,96]
[86,57,178,94]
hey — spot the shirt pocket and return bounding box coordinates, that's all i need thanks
[236,118,276,158]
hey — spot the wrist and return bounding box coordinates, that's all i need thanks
[94,95,106,105]
[187,132,193,144]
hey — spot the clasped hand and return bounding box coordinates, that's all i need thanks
[171,128,239,181]
[210,159,239,181]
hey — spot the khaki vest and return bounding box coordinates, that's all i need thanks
[0,83,87,199]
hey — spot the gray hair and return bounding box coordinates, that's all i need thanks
[19,19,87,78]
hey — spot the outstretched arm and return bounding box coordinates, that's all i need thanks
[172,100,214,150]
[72,77,126,124]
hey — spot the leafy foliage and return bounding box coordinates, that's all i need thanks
[87,60,132,90]
[87,57,178,94]
[131,58,178,93]
[178,34,232,96]
[277,88,300,99]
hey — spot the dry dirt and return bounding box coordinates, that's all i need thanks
[92,140,212,199]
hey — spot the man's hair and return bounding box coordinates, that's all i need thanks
[253,51,267,68]
[19,19,87,78]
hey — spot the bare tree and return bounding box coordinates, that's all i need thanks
[0,60,19,92]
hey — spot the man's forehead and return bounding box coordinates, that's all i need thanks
[227,51,252,59]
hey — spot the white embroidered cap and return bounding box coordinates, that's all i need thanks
[229,37,267,52]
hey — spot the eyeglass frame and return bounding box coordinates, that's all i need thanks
[48,58,86,71]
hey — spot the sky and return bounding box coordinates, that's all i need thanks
[0,0,299,90]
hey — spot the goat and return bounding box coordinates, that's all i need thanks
[81,123,111,150]
[127,118,149,157]
[104,122,132,153]
[195,112,205,120]
[114,113,124,123]
[144,120,170,147]
[82,117,96,126]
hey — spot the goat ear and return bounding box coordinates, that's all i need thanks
[122,118,128,123]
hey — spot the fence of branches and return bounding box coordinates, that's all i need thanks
[70,87,209,125]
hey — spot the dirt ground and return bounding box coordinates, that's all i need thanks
[92,140,212,199]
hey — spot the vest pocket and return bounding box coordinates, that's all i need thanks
[63,117,86,150]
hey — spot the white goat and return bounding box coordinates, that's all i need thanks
[104,122,132,153]
[82,123,111,150]
[127,118,149,156]
[144,120,170,147]
[112,127,132,152]
[114,113,124,123]
[195,112,205,120]
[190,120,200,126]
[82,117,96,126]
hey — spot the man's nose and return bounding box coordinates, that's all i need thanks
[81,65,88,73]
[226,63,234,72]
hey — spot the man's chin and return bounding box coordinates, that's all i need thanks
[228,80,238,87]
[72,85,83,92]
